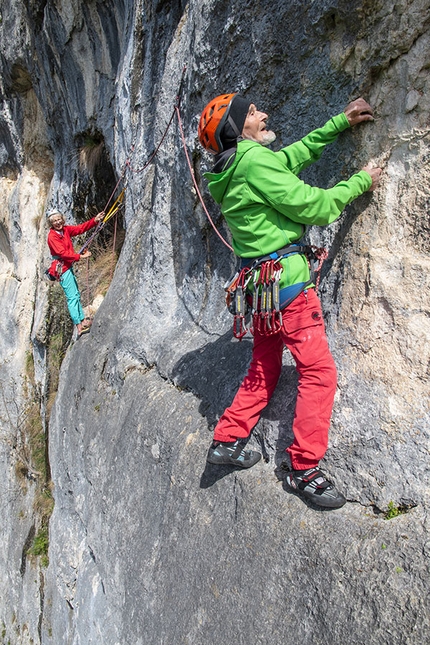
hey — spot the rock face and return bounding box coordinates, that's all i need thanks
[0,0,429,643]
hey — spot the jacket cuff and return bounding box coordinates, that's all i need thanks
[332,112,351,132]
[356,169,373,191]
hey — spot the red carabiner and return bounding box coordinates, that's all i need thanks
[233,314,248,340]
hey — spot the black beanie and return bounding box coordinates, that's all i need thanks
[219,95,251,150]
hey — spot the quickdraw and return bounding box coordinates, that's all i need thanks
[225,267,253,339]
[252,259,283,336]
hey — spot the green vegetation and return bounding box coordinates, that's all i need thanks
[46,283,73,418]
[0,184,124,587]
[384,501,409,520]
[23,352,54,568]
[23,351,49,481]
[27,525,49,568]
[0,350,55,574]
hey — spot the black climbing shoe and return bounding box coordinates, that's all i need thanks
[285,467,346,509]
[206,440,261,469]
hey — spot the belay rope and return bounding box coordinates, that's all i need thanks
[173,72,328,341]
[75,64,328,339]
[78,188,126,256]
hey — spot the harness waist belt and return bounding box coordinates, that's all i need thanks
[240,243,309,270]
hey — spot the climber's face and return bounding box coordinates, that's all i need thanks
[49,214,65,231]
[242,104,276,146]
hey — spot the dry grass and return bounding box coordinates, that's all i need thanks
[11,63,33,93]
[79,137,105,176]
[74,226,125,308]
[87,245,119,297]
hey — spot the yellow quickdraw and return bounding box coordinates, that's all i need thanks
[103,188,125,223]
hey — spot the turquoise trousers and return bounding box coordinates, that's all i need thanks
[60,268,84,325]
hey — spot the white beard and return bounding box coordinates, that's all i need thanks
[242,130,277,146]
[260,130,277,146]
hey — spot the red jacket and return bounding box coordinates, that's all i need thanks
[47,218,97,277]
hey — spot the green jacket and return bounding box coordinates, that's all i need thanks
[204,112,372,289]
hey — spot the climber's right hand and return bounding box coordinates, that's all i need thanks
[362,165,383,191]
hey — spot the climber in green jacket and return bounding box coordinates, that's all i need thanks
[198,93,382,509]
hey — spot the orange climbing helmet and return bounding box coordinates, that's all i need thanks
[198,93,250,154]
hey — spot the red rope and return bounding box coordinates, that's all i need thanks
[85,256,90,307]
[78,92,328,295]
[311,246,328,292]
[126,108,177,174]
[175,105,234,253]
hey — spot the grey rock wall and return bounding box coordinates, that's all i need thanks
[0,0,429,643]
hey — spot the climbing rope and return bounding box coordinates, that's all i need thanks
[125,109,177,175]
[175,104,234,252]
[85,256,90,308]
[77,189,126,255]
[311,246,328,292]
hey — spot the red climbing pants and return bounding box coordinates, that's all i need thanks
[213,289,337,470]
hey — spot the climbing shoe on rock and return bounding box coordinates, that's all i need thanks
[206,440,261,469]
[285,467,346,509]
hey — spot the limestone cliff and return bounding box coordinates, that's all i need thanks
[0,1,429,644]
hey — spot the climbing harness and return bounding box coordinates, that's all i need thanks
[224,244,328,340]
[45,257,64,281]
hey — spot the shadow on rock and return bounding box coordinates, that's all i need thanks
[171,329,253,429]
[172,329,303,470]
[199,461,255,488]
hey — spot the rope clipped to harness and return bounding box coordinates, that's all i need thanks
[311,245,328,291]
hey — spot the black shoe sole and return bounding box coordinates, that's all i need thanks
[206,453,261,469]
[286,483,346,509]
